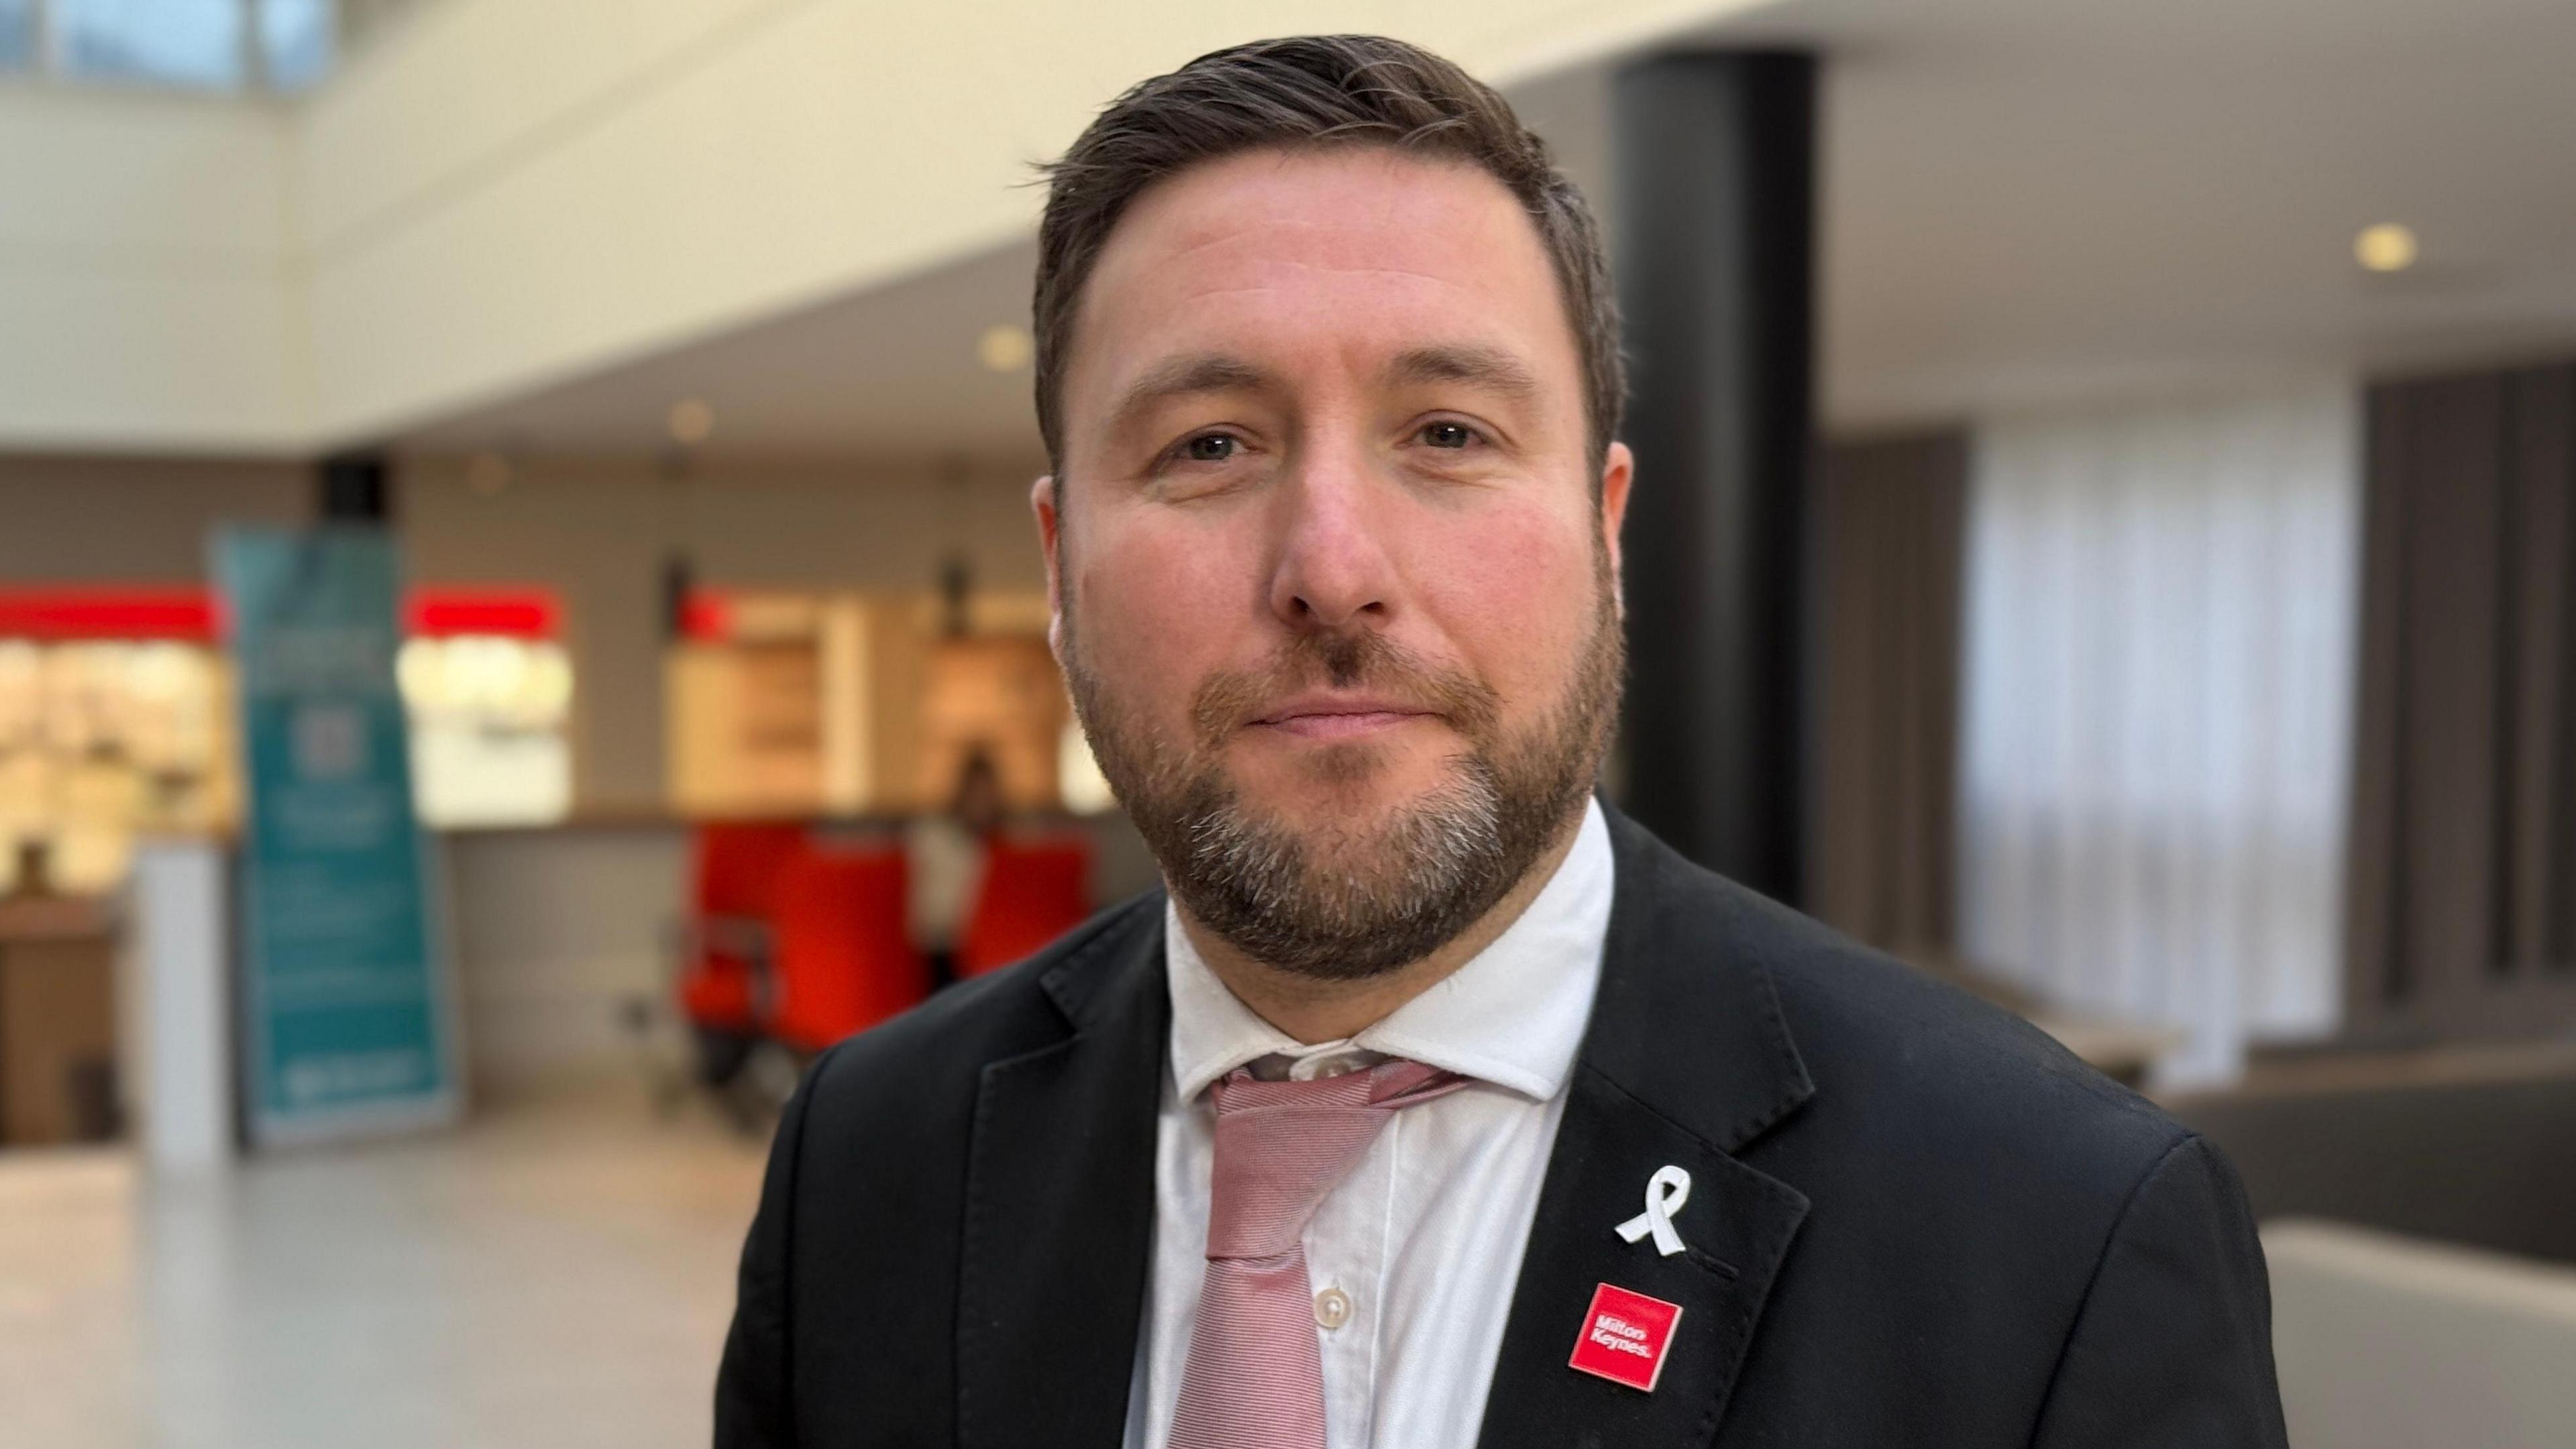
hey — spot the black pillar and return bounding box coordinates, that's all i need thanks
[319,452,391,523]
[1612,51,1818,902]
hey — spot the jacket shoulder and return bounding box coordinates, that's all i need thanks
[1707,875,2193,1193]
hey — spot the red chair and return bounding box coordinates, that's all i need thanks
[678,822,808,1036]
[768,843,930,1053]
[957,834,1094,979]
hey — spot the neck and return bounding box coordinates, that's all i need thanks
[1175,804,1590,1044]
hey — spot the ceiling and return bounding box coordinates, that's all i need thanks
[396,0,2576,462]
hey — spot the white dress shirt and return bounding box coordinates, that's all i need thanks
[1122,798,1615,1449]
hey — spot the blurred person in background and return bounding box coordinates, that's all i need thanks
[4,838,54,901]
[908,745,1007,985]
[716,34,2286,1449]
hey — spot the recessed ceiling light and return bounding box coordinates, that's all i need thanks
[2355,223,2418,274]
[977,323,1033,373]
[668,397,716,445]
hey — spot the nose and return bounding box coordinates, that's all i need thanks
[1266,443,1397,633]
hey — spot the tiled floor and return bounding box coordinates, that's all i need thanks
[0,1079,767,1449]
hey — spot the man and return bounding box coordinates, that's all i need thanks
[716,34,2287,1449]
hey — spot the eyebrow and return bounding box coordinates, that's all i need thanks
[1108,353,1275,437]
[1382,343,1541,402]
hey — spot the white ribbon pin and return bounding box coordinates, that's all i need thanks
[1615,1165,1693,1256]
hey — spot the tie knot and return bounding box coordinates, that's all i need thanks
[1200,1059,1465,1261]
[1208,1057,1456,1116]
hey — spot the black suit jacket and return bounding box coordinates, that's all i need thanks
[716,808,2288,1447]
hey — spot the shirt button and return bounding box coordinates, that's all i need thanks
[1313,1287,1352,1330]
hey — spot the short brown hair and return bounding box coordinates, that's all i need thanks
[1032,34,1623,482]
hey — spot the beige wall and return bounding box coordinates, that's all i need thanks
[0,455,310,579]
[439,823,690,1091]
[0,90,305,453]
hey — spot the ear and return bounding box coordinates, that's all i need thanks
[1031,474,1065,662]
[1598,441,1634,621]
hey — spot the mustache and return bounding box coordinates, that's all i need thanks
[1188,629,1501,749]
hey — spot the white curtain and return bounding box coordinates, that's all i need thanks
[1958,385,2361,1087]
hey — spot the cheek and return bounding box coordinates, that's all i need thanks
[1069,515,1255,700]
[1402,501,1599,695]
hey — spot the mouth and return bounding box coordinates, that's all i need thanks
[1245,693,1441,741]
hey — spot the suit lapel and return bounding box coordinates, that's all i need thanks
[1476,809,1817,1449]
[957,901,1169,1449]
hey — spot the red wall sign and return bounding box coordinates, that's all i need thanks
[0,586,561,643]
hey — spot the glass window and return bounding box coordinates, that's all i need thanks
[54,0,248,91]
[0,637,237,895]
[1957,388,2361,1087]
[0,0,35,71]
[398,635,575,829]
[255,0,331,91]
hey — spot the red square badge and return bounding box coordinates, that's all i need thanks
[1567,1282,1683,1392]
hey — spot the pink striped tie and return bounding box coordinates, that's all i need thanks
[1167,1059,1466,1449]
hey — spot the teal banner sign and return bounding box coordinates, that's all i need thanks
[215,526,459,1146]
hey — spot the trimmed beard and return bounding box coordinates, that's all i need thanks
[1062,559,1624,981]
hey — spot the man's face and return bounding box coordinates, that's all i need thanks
[1035,146,1633,976]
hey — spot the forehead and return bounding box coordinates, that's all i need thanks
[1065,146,1579,413]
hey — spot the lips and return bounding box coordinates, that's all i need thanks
[1248,693,1439,738]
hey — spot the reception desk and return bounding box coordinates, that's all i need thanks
[0,892,118,1146]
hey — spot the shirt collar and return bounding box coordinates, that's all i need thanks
[1165,796,1613,1106]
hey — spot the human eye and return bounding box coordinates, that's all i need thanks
[1143,428,1265,498]
[1413,419,1490,451]
[1153,429,1250,473]
[1178,431,1239,464]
